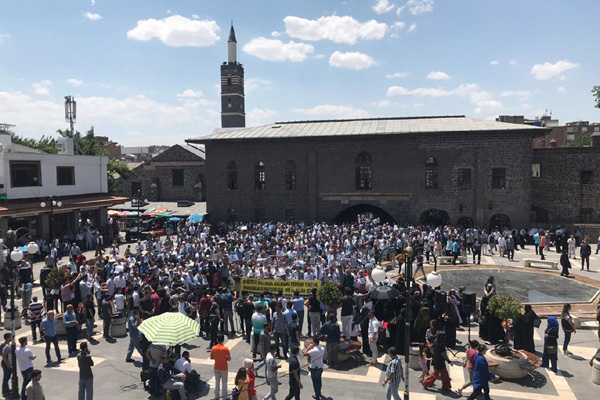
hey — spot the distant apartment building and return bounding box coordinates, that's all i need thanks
[121,145,170,162]
[95,136,122,158]
[497,114,599,148]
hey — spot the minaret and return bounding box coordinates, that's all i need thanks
[221,22,245,128]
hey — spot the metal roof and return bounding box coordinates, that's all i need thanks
[187,116,549,143]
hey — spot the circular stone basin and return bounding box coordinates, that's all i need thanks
[486,349,529,380]
[438,268,599,303]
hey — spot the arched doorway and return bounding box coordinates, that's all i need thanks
[332,204,396,224]
[457,216,474,228]
[420,209,450,227]
[489,214,511,230]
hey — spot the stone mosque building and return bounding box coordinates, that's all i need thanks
[187,25,600,229]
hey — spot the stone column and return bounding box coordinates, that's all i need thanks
[37,213,50,241]
[98,206,108,228]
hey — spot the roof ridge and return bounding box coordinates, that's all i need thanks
[273,115,466,125]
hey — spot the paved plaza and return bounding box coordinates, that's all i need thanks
[7,245,600,400]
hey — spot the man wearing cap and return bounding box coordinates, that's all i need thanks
[40,311,62,364]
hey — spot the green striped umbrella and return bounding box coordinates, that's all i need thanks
[138,312,200,345]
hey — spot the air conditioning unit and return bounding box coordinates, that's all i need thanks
[177,200,195,207]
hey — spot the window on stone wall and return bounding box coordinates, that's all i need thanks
[255,209,265,222]
[355,152,372,191]
[227,208,237,223]
[172,169,184,186]
[227,161,238,190]
[425,157,438,189]
[458,168,471,189]
[581,170,593,184]
[56,166,75,186]
[492,168,506,189]
[286,209,296,223]
[285,161,296,190]
[255,161,266,190]
[10,161,41,188]
[532,163,541,178]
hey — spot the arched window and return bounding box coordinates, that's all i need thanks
[425,156,438,189]
[254,160,266,190]
[227,161,237,190]
[285,161,296,190]
[355,152,372,191]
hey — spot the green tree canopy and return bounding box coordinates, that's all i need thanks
[593,85,600,109]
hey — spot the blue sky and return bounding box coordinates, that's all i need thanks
[1,0,599,146]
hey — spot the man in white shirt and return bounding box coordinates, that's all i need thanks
[174,351,193,375]
[304,337,325,400]
[16,337,36,399]
[367,310,379,365]
[264,344,280,400]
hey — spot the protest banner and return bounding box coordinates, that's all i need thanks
[240,278,321,296]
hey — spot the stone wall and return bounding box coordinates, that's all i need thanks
[532,147,600,224]
[204,130,533,227]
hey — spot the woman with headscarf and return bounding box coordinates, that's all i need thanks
[541,317,559,373]
[243,359,258,400]
[414,306,431,344]
[443,298,459,349]
[513,305,538,353]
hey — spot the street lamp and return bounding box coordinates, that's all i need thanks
[426,271,443,289]
[40,196,62,243]
[402,244,413,400]
[371,266,386,284]
[0,228,39,399]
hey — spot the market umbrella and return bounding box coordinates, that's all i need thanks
[169,217,181,222]
[138,312,200,346]
[108,210,120,216]
[156,213,172,218]
[188,213,204,223]
[370,285,401,300]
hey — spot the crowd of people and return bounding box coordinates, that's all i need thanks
[1,218,599,400]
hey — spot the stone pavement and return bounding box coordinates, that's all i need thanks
[4,244,599,400]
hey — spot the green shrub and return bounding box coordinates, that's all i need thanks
[317,280,342,310]
[488,294,522,321]
[46,267,71,290]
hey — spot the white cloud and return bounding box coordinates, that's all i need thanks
[557,86,567,93]
[166,10,171,14]
[247,108,279,126]
[386,71,410,79]
[388,83,503,114]
[84,12,102,21]
[91,0,96,5]
[489,60,499,65]
[329,51,376,70]
[387,86,450,97]
[0,90,220,146]
[406,0,434,15]
[293,104,370,119]
[314,54,325,59]
[243,37,314,62]
[509,59,519,66]
[500,90,530,98]
[176,89,204,98]
[66,78,82,87]
[0,33,10,43]
[245,78,273,94]
[427,71,450,80]
[530,60,580,80]
[413,102,425,107]
[284,15,388,45]
[372,100,391,108]
[271,31,282,37]
[191,14,200,20]
[127,16,220,47]
[374,0,395,14]
[31,80,52,95]
[560,75,568,81]
[392,21,406,30]
[407,23,417,33]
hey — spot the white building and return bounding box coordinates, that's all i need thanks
[0,134,126,241]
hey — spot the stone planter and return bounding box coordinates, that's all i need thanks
[486,349,529,380]
[592,358,600,385]
[110,314,128,338]
[409,343,421,370]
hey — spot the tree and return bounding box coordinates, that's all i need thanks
[593,85,600,109]
[317,281,342,310]
[564,132,592,147]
